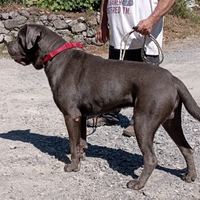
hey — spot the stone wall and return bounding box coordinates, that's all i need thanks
[0,9,102,45]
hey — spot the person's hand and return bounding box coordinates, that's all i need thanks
[136,18,154,35]
[95,25,110,44]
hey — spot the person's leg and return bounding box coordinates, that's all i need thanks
[123,48,143,62]
[124,48,159,63]
[86,114,119,127]
[109,46,159,63]
[145,54,159,64]
[109,45,143,61]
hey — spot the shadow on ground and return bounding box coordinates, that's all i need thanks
[0,129,186,179]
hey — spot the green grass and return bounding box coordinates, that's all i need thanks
[170,0,200,24]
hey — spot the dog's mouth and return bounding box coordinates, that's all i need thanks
[14,58,30,66]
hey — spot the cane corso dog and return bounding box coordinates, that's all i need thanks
[6,24,199,190]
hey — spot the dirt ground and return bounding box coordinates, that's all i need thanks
[0,35,200,199]
[1,5,200,199]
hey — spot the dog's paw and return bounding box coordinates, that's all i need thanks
[64,162,80,172]
[181,172,197,183]
[126,179,145,190]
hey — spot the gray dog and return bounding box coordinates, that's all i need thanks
[6,24,200,190]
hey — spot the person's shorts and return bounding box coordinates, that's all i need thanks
[109,45,159,64]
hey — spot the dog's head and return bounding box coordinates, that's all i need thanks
[7,24,51,70]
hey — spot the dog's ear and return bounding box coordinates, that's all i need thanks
[25,25,41,50]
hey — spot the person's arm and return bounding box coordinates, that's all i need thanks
[137,0,175,35]
[95,0,110,43]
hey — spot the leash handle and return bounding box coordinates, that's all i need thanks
[119,28,164,65]
[119,30,135,61]
[132,26,139,31]
[141,34,164,65]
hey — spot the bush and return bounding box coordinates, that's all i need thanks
[24,0,101,12]
[0,0,23,5]
[0,0,101,11]
[169,0,188,18]
[169,0,200,24]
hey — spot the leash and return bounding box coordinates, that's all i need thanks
[87,116,100,136]
[119,26,164,65]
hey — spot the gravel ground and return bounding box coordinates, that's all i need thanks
[0,36,200,200]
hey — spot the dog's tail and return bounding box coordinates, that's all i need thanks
[174,76,200,121]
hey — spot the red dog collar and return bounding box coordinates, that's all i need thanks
[43,42,83,63]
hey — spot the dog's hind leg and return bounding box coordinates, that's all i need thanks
[63,115,82,172]
[162,102,197,183]
[127,112,160,190]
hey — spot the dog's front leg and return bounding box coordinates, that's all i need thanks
[80,116,88,161]
[64,115,82,172]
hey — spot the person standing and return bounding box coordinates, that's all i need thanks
[87,0,175,136]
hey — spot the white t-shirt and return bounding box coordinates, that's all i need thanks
[107,0,163,55]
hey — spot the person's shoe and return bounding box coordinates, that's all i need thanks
[122,125,135,137]
[86,116,118,127]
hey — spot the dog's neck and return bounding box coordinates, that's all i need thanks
[43,42,83,64]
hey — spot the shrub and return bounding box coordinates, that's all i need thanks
[0,0,22,4]
[0,0,101,11]
[24,0,101,12]
[169,0,200,24]
[169,0,188,18]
